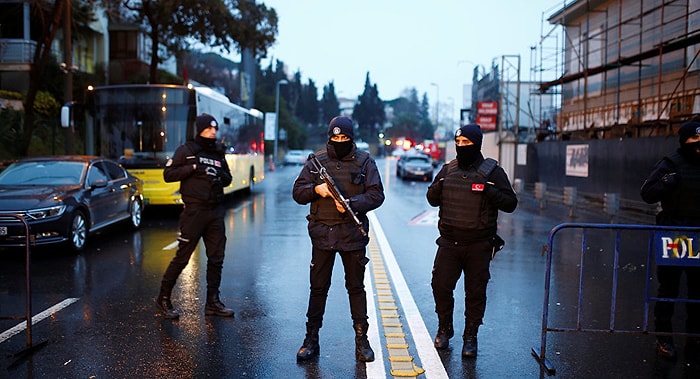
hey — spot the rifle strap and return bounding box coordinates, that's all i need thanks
[478,158,498,179]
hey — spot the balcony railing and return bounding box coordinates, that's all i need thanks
[0,39,36,64]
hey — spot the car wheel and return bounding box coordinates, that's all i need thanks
[69,211,88,251]
[129,199,143,229]
[396,167,401,178]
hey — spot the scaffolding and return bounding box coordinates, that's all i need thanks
[531,0,700,140]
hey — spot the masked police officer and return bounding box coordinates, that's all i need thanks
[427,123,518,357]
[292,116,385,362]
[156,113,234,319]
[641,121,700,360]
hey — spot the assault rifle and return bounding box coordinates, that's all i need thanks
[307,153,367,237]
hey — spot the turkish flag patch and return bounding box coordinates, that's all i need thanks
[472,183,485,191]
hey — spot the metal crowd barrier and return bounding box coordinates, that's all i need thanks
[0,214,46,367]
[531,222,700,375]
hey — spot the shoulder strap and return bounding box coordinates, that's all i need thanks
[356,150,371,174]
[478,158,498,178]
[184,140,202,156]
[446,159,459,174]
[663,152,682,168]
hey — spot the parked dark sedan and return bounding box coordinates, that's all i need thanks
[396,153,434,181]
[0,156,144,251]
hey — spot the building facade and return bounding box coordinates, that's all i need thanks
[537,0,700,140]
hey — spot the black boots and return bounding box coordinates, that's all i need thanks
[297,323,374,362]
[157,286,232,318]
[462,335,478,358]
[156,294,180,319]
[462,322,479,358]
[354,323,375,362]
[205,291,234,317]
[434,322,454,349]
[297,323,320,361]
[156,285,179,319]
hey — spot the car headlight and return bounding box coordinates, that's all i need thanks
[26,205,67,220]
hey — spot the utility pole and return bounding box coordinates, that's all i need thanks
[63,0,74,154]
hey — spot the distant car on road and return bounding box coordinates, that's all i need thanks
[396,153,434,181]
[355,141,370,153]
[0,156,144,251]
[283,149,313,166]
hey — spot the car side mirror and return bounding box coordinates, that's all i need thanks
[90,178,108,189]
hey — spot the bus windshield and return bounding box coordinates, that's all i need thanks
[85,84,266,203]
[91,85,193,168]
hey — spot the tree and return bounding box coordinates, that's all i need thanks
[418,93,434,139]
[352,72,385,143]
[297,79,319,126]
[255,59,309,151]
[382,88,433,143]
[18,0,95,157]
[320,82,340,125]
[182,51,239,102]
[121,0,277,84]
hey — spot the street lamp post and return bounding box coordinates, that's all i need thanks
[430,82,440,128]
[274,79,288,163]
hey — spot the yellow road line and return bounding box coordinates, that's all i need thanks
[368,229,425,378]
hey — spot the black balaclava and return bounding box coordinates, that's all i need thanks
[195,135,217,151]
[455,124,484,168]
[327,116,355,159]
[678,121,700,165]
[195,113,218,151]
[328,140,353,159]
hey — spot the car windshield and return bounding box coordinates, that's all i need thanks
[406,156,430,163]
[0,161,85,186]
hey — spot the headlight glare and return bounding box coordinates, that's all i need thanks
[26,205,66,220]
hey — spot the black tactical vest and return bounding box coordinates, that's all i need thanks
[310,151,369,225]
[660,153,700,223]
[439,160,498,230]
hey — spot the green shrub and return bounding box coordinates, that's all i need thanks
[34,91,60,118]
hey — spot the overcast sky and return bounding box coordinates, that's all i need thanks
[255,0,566,122]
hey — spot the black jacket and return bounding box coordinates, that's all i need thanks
[164,138,232,206]
[427,155,518,242]
[641,150,700,226]
[292,144,385,251]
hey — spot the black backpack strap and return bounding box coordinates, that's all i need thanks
[662,152,682,169]
[478,158,498,178]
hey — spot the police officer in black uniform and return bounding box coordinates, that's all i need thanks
[292,116,385,362]
[641,121,700,360]
[156,113,234,319]
[426,123,518,357]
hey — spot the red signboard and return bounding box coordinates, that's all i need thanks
[476,115,497,131]
[477,101,498,115]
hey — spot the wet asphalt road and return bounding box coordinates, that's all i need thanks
[1,157,698,378]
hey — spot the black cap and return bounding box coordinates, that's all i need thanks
[328,116,354,140]
[678,121,700,145]
[455,124,483,148]
[196,113,218,135]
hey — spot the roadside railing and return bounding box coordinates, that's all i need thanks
[532,222,700,375]
[514,180,660,224]
[0,214,47,367]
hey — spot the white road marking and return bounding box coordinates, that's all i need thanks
[368,212,449,379]
[364,217,386,378]
[0,297,80,344]
[162,241,179,250]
